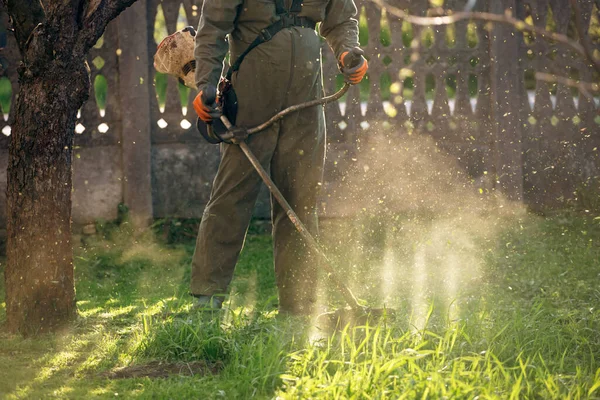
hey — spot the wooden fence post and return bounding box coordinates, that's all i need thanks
[489,0,524,202]
[117,0,154,228]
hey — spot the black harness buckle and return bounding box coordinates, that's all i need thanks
[260,28,273,41]
[280,14,297,28]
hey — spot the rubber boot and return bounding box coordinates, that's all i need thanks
[192,295,225,312]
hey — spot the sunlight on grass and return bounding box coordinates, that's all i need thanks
[51,386,75,397]
[278,309,600,398]
[76,332,120,375]
[226,269,259,319]
[35,350,80,381]
[78,306,104,318]
[120,241,185,265]
[99,305,136,319]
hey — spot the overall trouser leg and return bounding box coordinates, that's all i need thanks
[190,35,287,298]
[271,28,326,314]
[190,127,279,296]
[271,105,325,314]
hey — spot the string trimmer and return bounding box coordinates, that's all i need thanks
[155,28,395,327]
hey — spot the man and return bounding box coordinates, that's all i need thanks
[191,0,367,315]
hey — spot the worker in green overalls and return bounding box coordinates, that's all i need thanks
[191,0,368,316]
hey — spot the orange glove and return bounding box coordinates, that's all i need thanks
[193,90,220,123]
[340,48,368,85]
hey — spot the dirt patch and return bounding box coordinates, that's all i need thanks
[100,360,223,379]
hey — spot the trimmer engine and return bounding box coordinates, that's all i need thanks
[154,26,197,89]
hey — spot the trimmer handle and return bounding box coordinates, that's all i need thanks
[196,83,227,144]
[342,47,365,69]
[201,84,218,108]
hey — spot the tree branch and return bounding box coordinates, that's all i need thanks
[569,0,600,76]
[75,0,136,53]
[369,0,587,60]
[535,72,599,101]
[3,0,45,53]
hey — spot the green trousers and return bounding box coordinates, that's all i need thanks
[190,28,326,315]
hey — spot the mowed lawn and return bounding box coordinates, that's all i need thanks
[0,214,599,399]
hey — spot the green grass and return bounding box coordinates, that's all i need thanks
[0,214,599,399]
[0,76,12,114]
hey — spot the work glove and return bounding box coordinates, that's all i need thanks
[193,88,221,123]
[339,47,368,85]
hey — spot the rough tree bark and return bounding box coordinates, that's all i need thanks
[3,0,136,336]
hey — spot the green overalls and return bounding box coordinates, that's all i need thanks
[191,0,360,314]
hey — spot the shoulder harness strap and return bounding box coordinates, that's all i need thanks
[275,0,287,15]
[290,0,303,14]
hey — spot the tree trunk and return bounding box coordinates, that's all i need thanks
[4,58,89,335]
[2,0,137,336]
